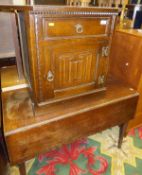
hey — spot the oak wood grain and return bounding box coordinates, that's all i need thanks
[1,66,26,89]
[110,29,142,131]
[0,5,118,108]
[21,6,118,107]
[0,5,32,12]
[1,68,138,164]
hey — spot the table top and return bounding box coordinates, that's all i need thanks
[1,66,139,137]
[0,4,118,11]
[1,66,27,92]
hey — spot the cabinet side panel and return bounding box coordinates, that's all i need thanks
[24,12,39,105]
[18,12,30,82]
[110,31,142,130]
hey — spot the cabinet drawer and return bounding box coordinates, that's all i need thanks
[41,18,110,38]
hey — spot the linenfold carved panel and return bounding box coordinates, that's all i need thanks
[54,51,96,90]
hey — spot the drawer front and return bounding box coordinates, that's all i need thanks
[40,18,110,38]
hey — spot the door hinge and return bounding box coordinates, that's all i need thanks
[102,46,109,57]
[98,75,105,85]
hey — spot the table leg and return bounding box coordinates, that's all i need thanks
[118,123,128,149]
[18,163,26,175]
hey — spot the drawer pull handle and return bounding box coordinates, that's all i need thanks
[47,71,54,82]
[75,24,83,33]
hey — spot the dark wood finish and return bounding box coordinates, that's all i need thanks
[118,123,128,148]
[10,13,24,79]
[0,5,32,12]
[0,132,8,173]
[34,0,66,5]
[0,152,8,175]
[0,57,15,68]
[42,18,110,37]
[0,66,26,90]
[34,37,109,104]
[0,6,138,175]
[1,66,138,165]
[0,72,9,175]
[18,163,26,175]
[20,6,118,107]
[0,6,118,109]
[0,5,118,13]
[110,29,142,131]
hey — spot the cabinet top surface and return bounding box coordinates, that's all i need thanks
[0,5,118,13]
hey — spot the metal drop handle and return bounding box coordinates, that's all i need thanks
[75,24,83,33]
[47,70,54,82]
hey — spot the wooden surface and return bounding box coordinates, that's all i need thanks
[115,29,142,38]
[0,5,118,107]
[0,58,16,69]
[1,66,139,165]
[0,151,8,175]
[42,18,109,37]
[0,69,9,175]
[110,29,142,130]
[10,13,24,79]
[34,0,66,5]
[0,5,118,12]
[0,5,32,12]
[20,6,118,107]
[1,66,27,91]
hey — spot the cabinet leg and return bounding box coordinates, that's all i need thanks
[118,123,128,149]
[18,163,26,175]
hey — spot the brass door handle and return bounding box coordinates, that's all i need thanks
[75,24,83,33]
[47,70,54,82]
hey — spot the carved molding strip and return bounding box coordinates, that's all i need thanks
[34,16,43,100]
[31,11,118,16]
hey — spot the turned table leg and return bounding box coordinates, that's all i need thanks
[18,163,26,175]
[118,123,128,148]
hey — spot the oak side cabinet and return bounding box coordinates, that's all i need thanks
[17,6,118,112]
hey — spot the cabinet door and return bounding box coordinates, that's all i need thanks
[38,38,108,103]
[54,45,97,91]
